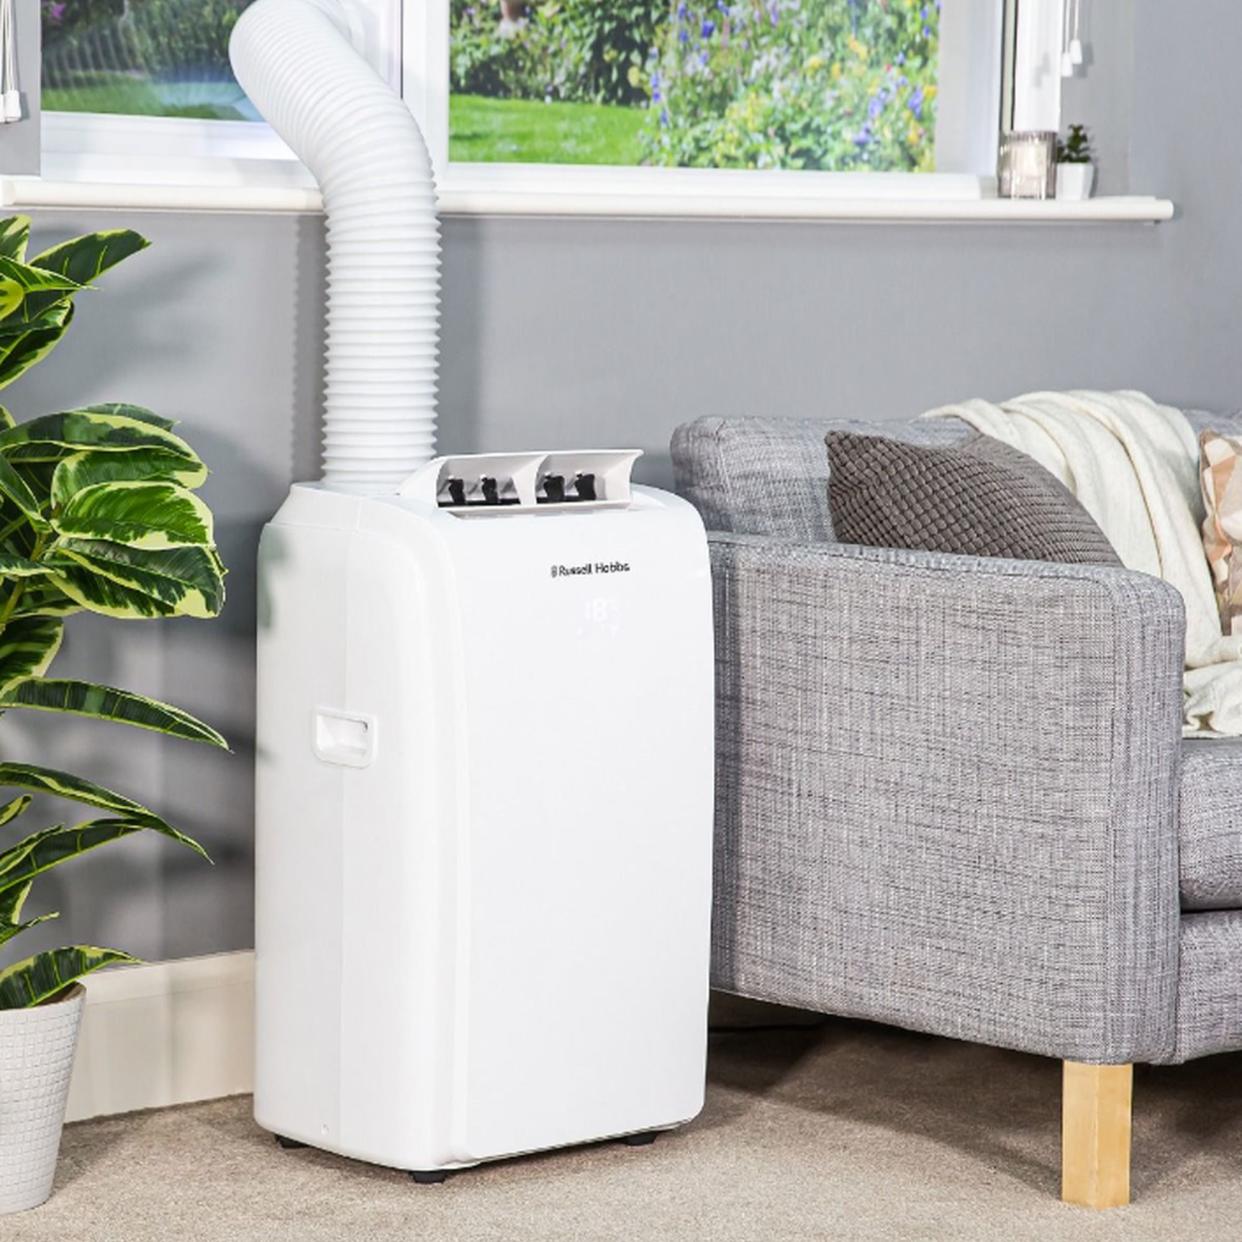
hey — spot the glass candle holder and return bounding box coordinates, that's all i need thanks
[997,131,1057,199]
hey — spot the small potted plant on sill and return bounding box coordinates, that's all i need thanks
[1056,123,1095,200]
[0,215,226,1216]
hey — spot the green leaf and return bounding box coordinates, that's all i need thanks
[10,581,81,618]
[31,229,149,286]
[0,816,209,893]
[0,216,30,261]
[0,405,197,461]
[0,876,32,922]
[0,259,82,346]
[0,616,62,691]
[0,256,83,295]
[0,405,15,431]
[54,480,213,550]
[14,458,57,500]
[0,256,83,320]
[0,761,174,828]
[0,301,73,391]
[0,230,146,399]
[0,946,138,1009]
[0,302,76,340]
[0,679,229,748]
[52,447,207,508]
[0,794,30,827]
[0,553,52,577]
[80,403,176,432]
[53,540,224,618]
[0,908,56,949]
[0,449,48,528]
[46,563,175,619]
[0,823,64,878]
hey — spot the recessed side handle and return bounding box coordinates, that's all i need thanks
[313,708,376,768]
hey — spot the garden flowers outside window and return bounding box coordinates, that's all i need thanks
[449,0,942,171]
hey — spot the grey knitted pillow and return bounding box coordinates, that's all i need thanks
[825,430,1121,565]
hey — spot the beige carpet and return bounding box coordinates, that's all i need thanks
[8,1016,1242,1242]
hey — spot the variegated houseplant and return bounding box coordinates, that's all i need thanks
[0,214,226,1213]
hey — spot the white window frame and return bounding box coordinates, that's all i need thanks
[41,112,312,188]
[35,0,1072,216]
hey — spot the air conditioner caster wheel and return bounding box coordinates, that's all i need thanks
[621,1131,658,1147]
[275,1135,308,1150]
[410,1170,450,1185]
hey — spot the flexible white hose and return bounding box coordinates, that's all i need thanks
[229,0,439,493]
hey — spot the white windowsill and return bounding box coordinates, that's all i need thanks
[436,191,1175,223]
[0,176,1175,222]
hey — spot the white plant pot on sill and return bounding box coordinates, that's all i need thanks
[0,984,85,1215]
[1056,163,1096,200]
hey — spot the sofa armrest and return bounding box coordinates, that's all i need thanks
[709,533,1185,1064]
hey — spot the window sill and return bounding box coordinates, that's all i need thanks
[0,177,1175,223]
[436,190,1176,223]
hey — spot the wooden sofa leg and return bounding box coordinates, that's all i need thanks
[1061,1061,1133,1209]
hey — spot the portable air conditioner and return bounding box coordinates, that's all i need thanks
[253,450,714,1180]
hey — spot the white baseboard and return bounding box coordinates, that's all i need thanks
[65,950,255,1123]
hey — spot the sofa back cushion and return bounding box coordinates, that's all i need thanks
[672,408,1242,541]
[670,415,971,541]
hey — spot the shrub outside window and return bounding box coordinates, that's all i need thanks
[448,0,943,174]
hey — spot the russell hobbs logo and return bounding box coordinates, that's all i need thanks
[550,560,631,579]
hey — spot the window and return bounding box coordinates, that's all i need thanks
[405,0,1006,210]
[36,0,1040,211]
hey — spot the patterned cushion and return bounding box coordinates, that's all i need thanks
[1180,737,1242,910]
[825,430,1121,565]
[1200,429,1242,637]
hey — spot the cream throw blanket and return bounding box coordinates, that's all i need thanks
[922,389,1242,737]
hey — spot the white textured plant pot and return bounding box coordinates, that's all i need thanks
[1056,162,1096,200]
[0,985,85,1215]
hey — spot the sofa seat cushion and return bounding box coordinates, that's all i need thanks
[1180,737,1242,910]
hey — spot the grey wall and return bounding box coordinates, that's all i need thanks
[7,1,1239,961]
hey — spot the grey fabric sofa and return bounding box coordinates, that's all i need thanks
[672,410,1242,1210]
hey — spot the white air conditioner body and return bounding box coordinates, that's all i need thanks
[254,451,714,1175]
